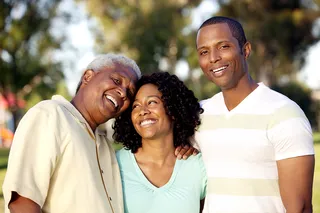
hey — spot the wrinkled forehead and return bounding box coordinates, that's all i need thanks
[112,63,139,83]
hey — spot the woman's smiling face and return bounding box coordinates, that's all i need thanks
[131,83,173,140]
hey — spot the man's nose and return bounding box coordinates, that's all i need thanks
[116,87,127,100]
[209,49,221,63]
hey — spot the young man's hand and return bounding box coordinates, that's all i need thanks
[175,145,199,160]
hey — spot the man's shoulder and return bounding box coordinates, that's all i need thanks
[200,92,223,108]
[22,100,59,121]
[30,96,72,117]
[31,98,64,111]
[257,84,299,108]
[258,84,288,101]
[257,85,306,121]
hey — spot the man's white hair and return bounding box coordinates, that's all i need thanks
[75,53,141,94]
[86,53,141,79]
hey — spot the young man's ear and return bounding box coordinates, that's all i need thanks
[81,70,95,86]
[242,41,251,59]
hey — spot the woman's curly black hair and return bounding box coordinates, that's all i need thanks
[113,72,203,153]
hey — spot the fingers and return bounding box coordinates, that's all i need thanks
[192,148,199,156]
[175,145,200,159]
[175,146,182,158]
[182,147,194,160]
[175,145,189,160]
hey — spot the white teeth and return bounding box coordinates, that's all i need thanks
[212,66,227,73]
[106,95,118,107]
[140,119,156,126]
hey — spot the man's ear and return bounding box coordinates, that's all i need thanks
[243,41,251,59]
[81,70,95,86]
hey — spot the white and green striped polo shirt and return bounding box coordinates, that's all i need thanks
[196,83,314,213]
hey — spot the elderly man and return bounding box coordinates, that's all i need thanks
[195,16,315,213]
[3,54,140,213]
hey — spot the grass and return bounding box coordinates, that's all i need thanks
[314,132,320,144]
[0,148,9,211]
[0,142,319,212]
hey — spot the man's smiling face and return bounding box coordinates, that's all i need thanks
[83,63,138,125]
[196,23,250,91]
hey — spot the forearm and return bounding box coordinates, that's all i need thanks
[278,155,314,213]
[9,192,42,213]
[285,203,312,213]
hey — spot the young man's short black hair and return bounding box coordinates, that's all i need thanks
[199,16,247,49]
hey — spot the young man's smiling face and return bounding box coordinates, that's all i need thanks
[196,23,251,91]
[82,63,138,125]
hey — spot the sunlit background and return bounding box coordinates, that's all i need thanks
[0,0,320,212]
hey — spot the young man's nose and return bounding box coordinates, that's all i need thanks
[209,49,221,63]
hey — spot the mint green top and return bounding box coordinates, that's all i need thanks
[116,148,207,213]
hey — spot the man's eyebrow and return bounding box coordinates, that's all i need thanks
[197,40,232,50]
[196,45,206,51]
[217,40,231,44]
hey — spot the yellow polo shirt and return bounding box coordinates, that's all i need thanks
[3,95,123,213]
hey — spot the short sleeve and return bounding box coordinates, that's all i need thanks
[268,103,314,160]
[197,154,207,199]
[2,105,61,208]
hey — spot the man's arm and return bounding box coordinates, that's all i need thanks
[3,106,60,212]
[268,103,315,212]
[9,192,41,213]
[277,155,315,213]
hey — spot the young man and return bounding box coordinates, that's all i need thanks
[195,16,315,213]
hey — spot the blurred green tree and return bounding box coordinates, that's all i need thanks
[81,0,320,101]
[211,0,320,86]
[80,0,201,74]
[0,0,70,128]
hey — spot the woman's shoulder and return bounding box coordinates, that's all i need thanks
[184,152,203,163]
[180,153,205,171]
[116,148,133,165]
[185,153,206,171]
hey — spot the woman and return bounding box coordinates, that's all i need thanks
[113,72,207,213]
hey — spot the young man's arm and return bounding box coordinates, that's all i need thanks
[277,155,314,213]
[9,192,42,213]
[269,104,315,213]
